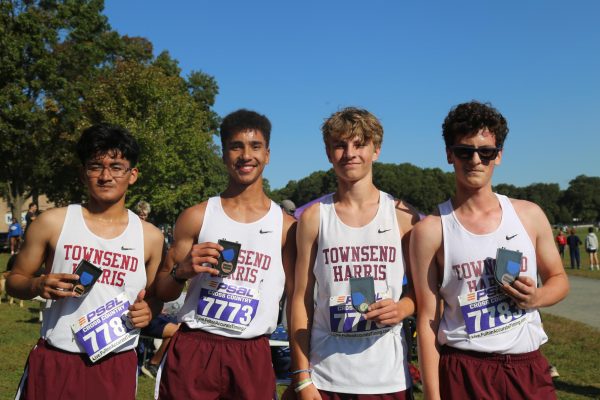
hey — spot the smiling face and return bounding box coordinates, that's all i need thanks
[222,129,270,187]
[83,152,138,205]
[326,135,380,183]
[446,128,502,191]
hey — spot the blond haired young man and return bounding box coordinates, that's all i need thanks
[290,107,419,399]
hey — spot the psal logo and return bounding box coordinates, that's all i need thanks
[80,297,125,325]
[216,282,255,297]
[468,285,502,302]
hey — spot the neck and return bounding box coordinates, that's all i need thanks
[83,199,128,223]
[452,184,497,212]
[335,178,379,205]
[221,179,268,204]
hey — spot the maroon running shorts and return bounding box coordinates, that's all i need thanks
[439,345,556,400]
[319,388,412,400]
[17,338,137,400]
[158,325,276,400]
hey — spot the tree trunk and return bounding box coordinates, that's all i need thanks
[7,180,26,224]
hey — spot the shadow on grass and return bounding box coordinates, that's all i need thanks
[555,380,600,398]
[19,317,40,324]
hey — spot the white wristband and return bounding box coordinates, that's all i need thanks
[294,380,314,393]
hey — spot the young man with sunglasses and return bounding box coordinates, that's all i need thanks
[410,101,569,399]
[154,109,296,399]
[7,123,165,400]
[290,107,419,399]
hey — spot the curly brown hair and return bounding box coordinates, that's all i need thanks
[442,101,509,148]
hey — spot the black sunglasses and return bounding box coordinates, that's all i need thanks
[450,145,501,161]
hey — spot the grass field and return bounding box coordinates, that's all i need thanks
[0,300,598,399]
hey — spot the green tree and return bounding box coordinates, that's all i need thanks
[0,0,122,218]
[78,59,225,224]
[562,175,600,223]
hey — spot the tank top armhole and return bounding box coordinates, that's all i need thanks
[438,200,453,290]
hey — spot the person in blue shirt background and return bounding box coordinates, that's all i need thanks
[8,217,23,255]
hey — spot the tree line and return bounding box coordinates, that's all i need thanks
[1,0,226,224]
[2,1,598,227]
[270,164,600,226]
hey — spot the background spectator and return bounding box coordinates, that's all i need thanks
[24,203,39,234]
[585,227,598,271]
[135,200,151,221]
[556,229,567,260]
[567,227,582,269]
[8,218,22,255]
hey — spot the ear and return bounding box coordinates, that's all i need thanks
[494,149,502,166]
[446,148,453,164]
[265,147,270,165]
[128,167,139,185]
[373,145,381,161]
[325,144,333,163]
[79,167,87,185]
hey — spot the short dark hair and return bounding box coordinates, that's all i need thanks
[442,101,509,148]
[28,202,36,208]
[220,109,271,149]
[76,123,140,166]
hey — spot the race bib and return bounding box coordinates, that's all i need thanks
[328,291,391,338]
[71,293,139,362]
[458,286,526,339]
[196,280,259,332]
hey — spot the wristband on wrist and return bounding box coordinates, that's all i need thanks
[288,368,312,377]
[294,378,313,393]
[170,263,187,284]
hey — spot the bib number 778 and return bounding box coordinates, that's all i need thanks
[81,316,127,352]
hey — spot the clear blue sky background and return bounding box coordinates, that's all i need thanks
[104,0,599,191]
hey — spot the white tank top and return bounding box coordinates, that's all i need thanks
[310,192,410,394]
[438,194,548,353]
[178,196,285,338]
[42,205,146,353]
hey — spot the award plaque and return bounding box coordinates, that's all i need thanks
[72,259,103,297]
[216,239,241,277]
[494,247,522,286]
[349,276,375,314]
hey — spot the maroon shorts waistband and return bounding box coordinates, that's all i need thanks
[37,338,134,365]
[440,345,542,364]
[180,324,269,343]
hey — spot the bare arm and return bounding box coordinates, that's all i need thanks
[410,215,444,400]
[7,208,78,300]
[282,213,298,328]
[127,222,166,328]
[503,200,569,308]
[154,203,220,302]
[289,205,321,400]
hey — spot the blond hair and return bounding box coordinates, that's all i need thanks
[321,107,383,149]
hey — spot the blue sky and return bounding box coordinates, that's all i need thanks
[104,0,599,190]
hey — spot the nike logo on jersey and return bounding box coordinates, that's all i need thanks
[506,234,518,240]
[121,246,135,251]
[378,228,391,234]
[259,229,273,234]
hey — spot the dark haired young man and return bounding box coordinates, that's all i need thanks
[410,101,569,399]
[290,107,419,399]
[7,123,165,400]
[155,109,296,399]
